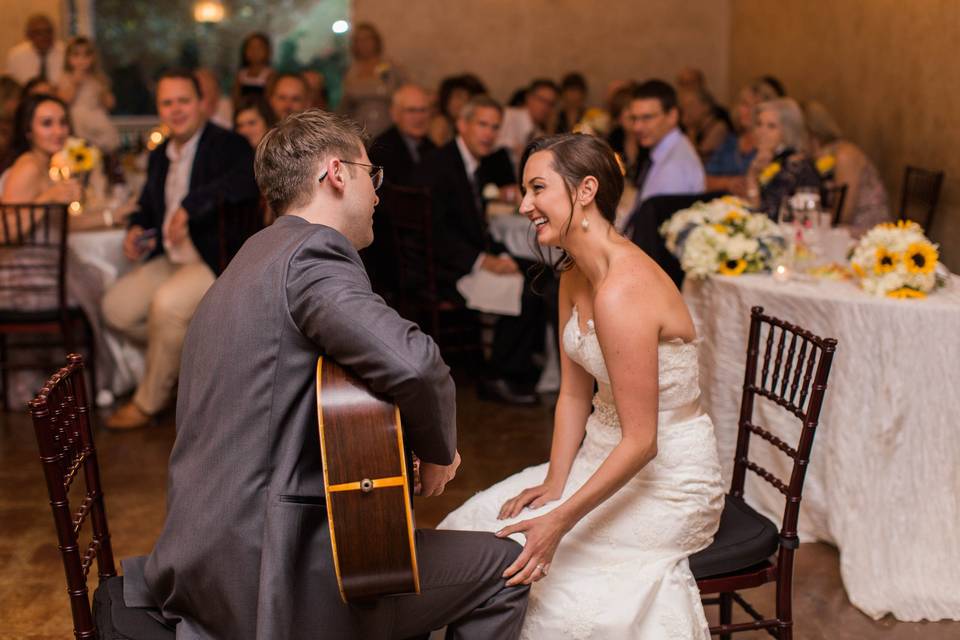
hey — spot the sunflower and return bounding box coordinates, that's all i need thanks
[904,242,938,275]
[873,247,898,274]
[718,258,747,276]
[70,147,94,172]
[723,209,744,223]
[815,154,836,176]
[758,162,781,186]
[712,224,728,234]
[887,287,926,300]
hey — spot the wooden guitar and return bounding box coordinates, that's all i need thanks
[315,356,420,603]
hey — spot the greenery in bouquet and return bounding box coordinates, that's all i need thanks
[849,220,940,299]
[659,196,786,278]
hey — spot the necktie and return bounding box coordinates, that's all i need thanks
[635,154,654,192]
[38,50,49,81]
[472,167,485,216]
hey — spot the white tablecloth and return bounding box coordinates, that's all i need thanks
[68,226,143,402]
[684,273,960,622]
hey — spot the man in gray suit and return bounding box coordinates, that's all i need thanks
[121,110,529,638]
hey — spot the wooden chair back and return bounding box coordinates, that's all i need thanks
[730,307,837,550]
[0,203,69,313]
[380,184,439,303]
[825,183,848,226]
[28,354,116,639]
[898,165,944,230]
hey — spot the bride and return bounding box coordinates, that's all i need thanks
[439,133,724,639]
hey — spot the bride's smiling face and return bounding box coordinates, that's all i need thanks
[520,150,577,247]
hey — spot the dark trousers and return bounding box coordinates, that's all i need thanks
[490,259,557,383]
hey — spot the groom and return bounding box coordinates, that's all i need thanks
[120,110,529,639]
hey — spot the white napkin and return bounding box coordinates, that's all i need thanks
[456,264,524,316]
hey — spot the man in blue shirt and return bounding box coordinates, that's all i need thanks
[629,80,705,205]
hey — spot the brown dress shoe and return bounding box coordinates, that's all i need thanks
[105,401,153,430]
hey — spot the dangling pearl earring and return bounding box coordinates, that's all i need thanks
[581,216,590,231]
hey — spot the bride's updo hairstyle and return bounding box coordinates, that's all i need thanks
[519,133,625,271]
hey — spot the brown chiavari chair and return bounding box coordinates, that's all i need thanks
[0,203,96,410]
[29,354,174,639]
[898,165,944,230]
[379,183,483,356]
[689,307,838,639]
[825,183,848,226]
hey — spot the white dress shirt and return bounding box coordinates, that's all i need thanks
[162,127,204,264]
[638,127,706,202]
[495,107,536,169]
[4,40,65,85]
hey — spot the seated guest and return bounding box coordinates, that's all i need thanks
[4,14,64,86]
[194,68,233,129]
[679,87,730,162]
[496,78,559,169]
[369,84,435,187]
[629,79,705,205]
[555,72,588,133]
[804,100,891,231]
[423,95,546,405]
[745,98,821,219]
[233,94,276,149]
[605,82,642,179]
[266,72,308,121]
[101,69,258,429]
[428,73,486,147]
[301,69,328,109]
[0,93,119,400]
[675,66,705,93]
[234,32,273,99]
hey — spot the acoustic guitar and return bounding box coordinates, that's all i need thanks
[315,356,420,603]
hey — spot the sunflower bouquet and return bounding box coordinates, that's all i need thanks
[660,196,786,278]
[50,137,101,178]
[849,220,941,299]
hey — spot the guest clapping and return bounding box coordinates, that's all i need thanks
[101,70,258,430]
[745,98,820,219]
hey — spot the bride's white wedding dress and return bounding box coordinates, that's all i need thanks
[439,307,724,639]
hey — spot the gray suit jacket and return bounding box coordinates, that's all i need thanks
[123,214,456,638]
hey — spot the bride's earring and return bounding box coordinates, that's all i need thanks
[581,216,589,231]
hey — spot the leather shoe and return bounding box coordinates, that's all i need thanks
[477,378,539,406]
[105,401,153,430]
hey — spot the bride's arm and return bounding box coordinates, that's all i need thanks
[498,272,594,519]
[497,278,661,585]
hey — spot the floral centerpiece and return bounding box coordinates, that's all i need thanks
[849,220,941,298]
[659,195,786,278]
[50,137,101,214]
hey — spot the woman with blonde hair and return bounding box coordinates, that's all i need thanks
[804,100,891,231]
[745,97,821,218]
[56,36,119,151]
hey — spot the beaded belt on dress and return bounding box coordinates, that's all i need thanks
[591,395,704,427]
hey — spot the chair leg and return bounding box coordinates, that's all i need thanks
[775,549,795,640]
[719,592,733,640]
[0,333,8,412]
[84,318,98,405]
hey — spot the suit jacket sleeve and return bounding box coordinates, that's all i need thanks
[286,229,457,465]
[181,130,258,225]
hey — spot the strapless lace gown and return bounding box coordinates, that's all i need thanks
[439,307,724,639]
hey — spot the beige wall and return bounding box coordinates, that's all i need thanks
[352,0,731,106]
[0,1,64,70]
[730,0,960,270]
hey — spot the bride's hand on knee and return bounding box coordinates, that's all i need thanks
[497,482,563,520]
[496,512,571,586]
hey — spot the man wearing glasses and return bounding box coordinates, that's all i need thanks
[118,109,530,640]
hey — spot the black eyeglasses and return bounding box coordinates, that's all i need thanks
[318,160,384,191]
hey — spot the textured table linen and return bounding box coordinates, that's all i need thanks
[684,273,960,622]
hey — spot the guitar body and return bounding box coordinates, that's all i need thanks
[316,357,420,602]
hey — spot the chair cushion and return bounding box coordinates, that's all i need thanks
[689,495,780,579]
[93,576,175,640]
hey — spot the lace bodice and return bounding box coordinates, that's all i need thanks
[562,306,703,411]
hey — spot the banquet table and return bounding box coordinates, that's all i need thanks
[68,209,143,403]
[684,272,960,622]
